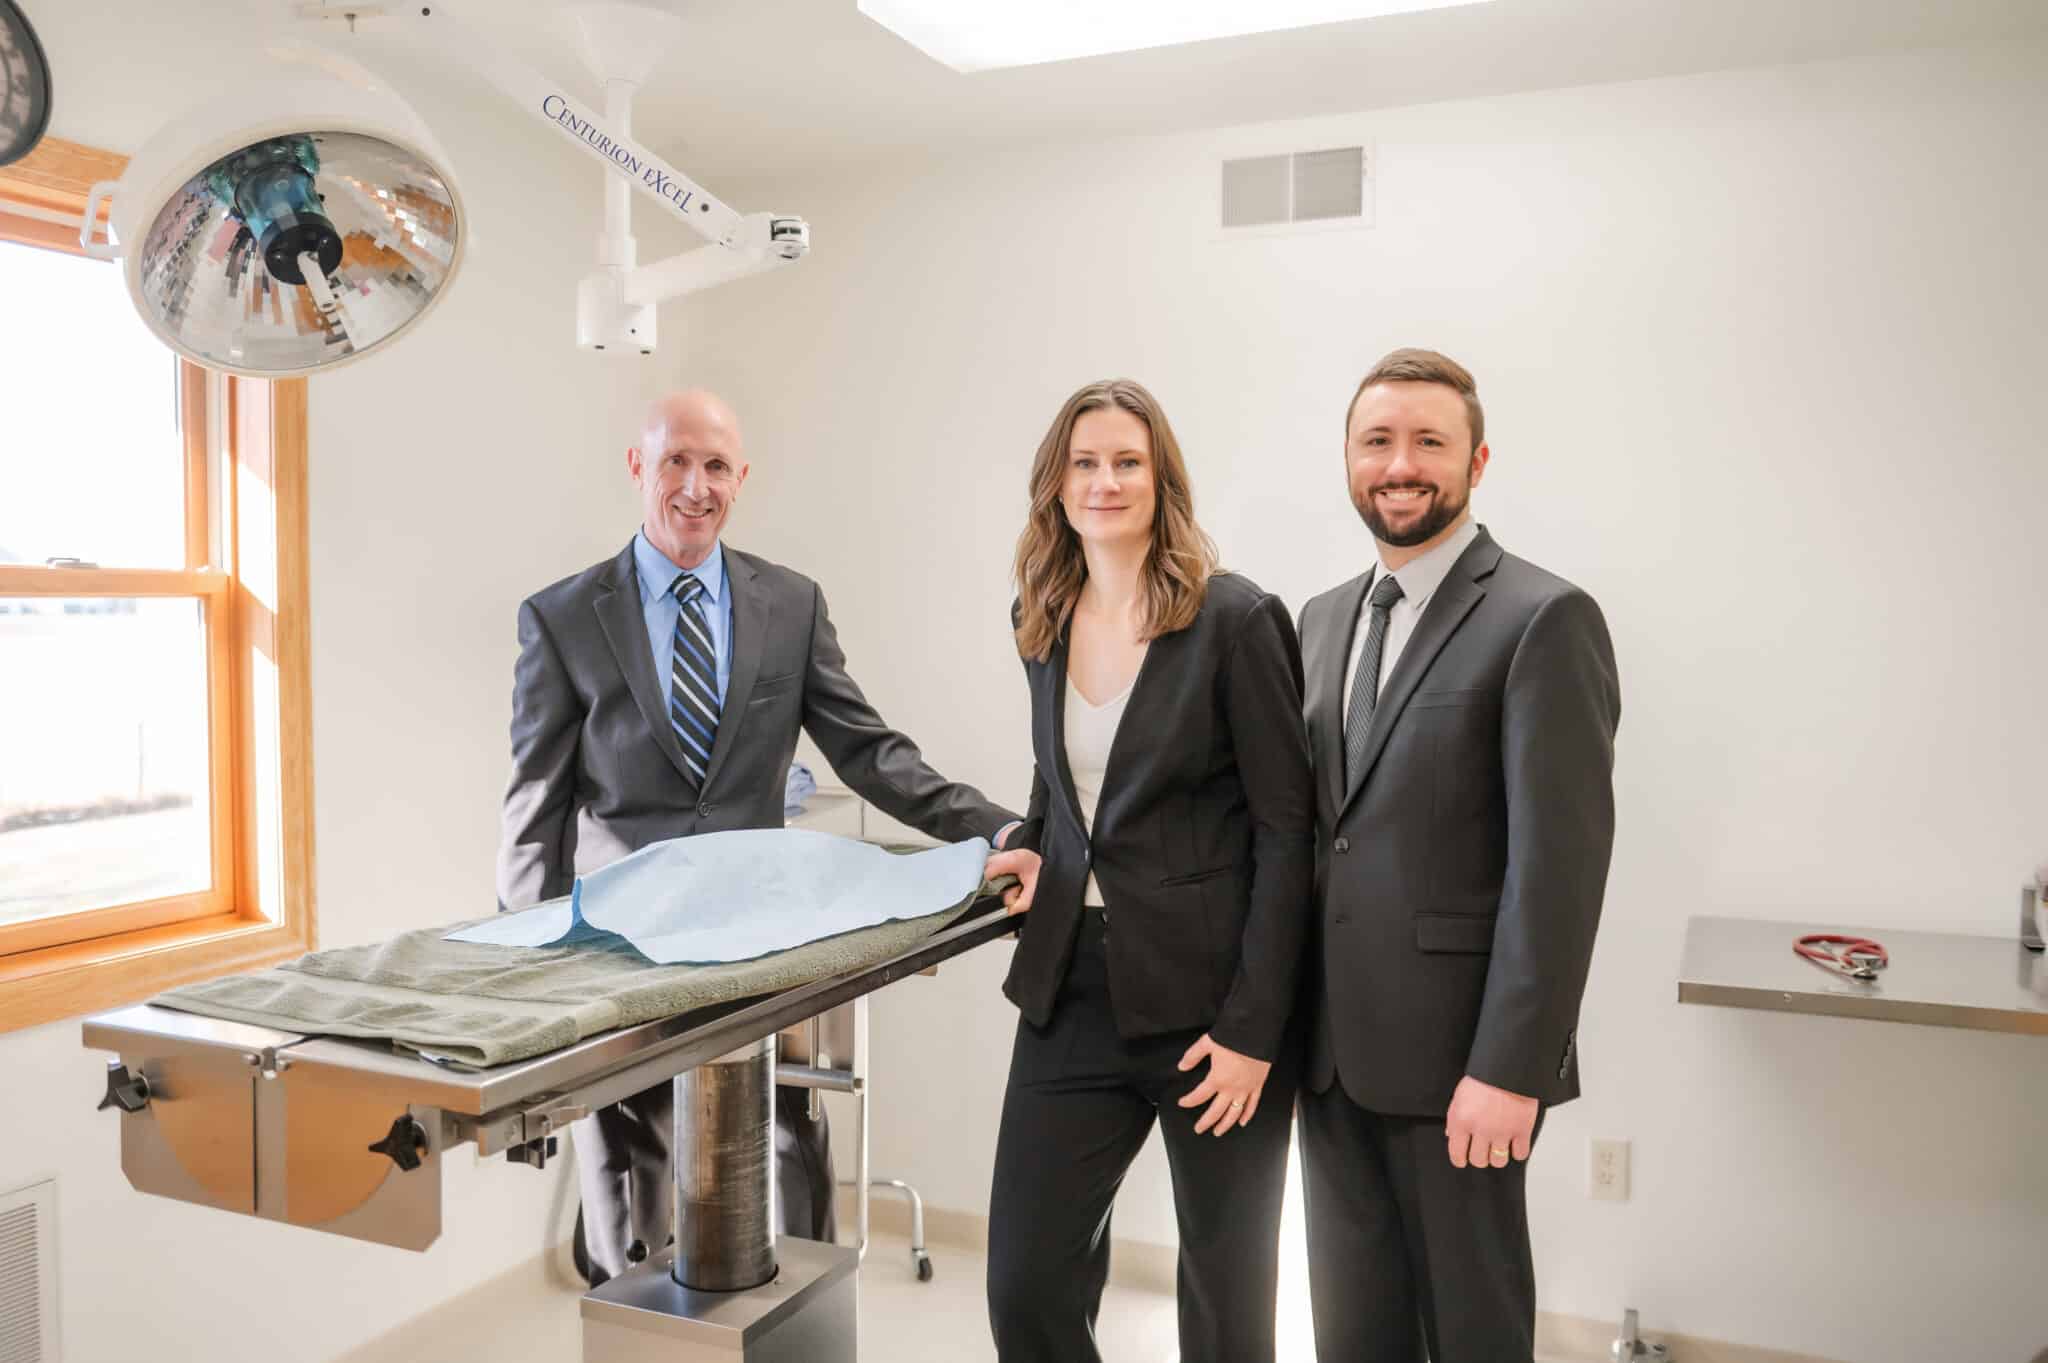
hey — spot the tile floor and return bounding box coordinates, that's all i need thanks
[322,1152,1620,1363]
[321,1222,1616,1363]
[326,1226,1189,1363]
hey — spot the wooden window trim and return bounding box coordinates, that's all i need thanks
[0,139,316,1032]
[0,134,119,254]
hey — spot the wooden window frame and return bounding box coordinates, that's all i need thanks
[0,138,316,1031]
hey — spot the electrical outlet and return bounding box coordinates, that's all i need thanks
[1589,1138,1630,1202]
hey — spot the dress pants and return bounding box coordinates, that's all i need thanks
[1298,1081,1541,1363]
[987,909,1295,1363]
[572,1078,838,1285]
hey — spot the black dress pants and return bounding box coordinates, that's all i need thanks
[573,1078,838,1285]
[987,909,1295,1363]
[1298,1081,1541,1363]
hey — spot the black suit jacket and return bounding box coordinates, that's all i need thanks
[1299,527,1620,1115]
[496,539,1018,910]
[1006,573,1315,1062]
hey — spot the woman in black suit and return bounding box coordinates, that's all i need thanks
[980,378,1315,1363]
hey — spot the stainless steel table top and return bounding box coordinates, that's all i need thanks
[84,902,1021,1119]
[1677,915,2048,1035]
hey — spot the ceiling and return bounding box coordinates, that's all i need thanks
[27,0,2048,181]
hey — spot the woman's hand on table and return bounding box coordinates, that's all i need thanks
[984,849,1041,915]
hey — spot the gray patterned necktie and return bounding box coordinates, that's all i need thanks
[668,574,721,792]
[1343,571,1406,790]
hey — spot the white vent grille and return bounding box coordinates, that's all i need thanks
[1220,145,1370,229]
[0,1181,57,1363]
[1221,154,1291,227]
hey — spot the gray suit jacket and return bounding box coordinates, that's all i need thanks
[1299,526,1620,1115]
[496,540,1018,910]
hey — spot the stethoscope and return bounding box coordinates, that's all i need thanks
[1793,932,1889,982]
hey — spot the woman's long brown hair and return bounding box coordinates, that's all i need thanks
[1012,379,1219,662]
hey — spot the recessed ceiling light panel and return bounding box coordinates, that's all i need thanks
[858,0,1494,73]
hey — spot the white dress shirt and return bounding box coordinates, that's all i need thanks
[1343,516,1482,720]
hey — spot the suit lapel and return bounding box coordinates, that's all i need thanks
[1043,632,1092,838]
[1312,573,1371,823]
[1340,533,1502,814]
[1093,631,1164,833]
[594,543,696,785]
[700,548,769,796]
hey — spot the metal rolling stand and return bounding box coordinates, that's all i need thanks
[776,997,935,1283]
[783,788,944,1283]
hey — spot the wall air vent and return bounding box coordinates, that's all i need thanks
[0,1180,58,1363]
[1220,144,1372,232]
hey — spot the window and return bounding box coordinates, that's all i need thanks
[0,137,315,1032]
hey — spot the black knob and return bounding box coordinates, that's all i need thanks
[96,1062,151,1113]
[368,1114,430,1172]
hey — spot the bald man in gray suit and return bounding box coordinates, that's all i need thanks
[497,390,1021,1285]
[1297,350,1620,1363]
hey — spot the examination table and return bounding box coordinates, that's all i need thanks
[80,889,1018,1362]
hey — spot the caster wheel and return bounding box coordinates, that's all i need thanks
[915,1254,934,1283]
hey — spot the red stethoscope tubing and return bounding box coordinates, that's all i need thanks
[1793,933,1889,979]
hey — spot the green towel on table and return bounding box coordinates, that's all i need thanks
[154,880,1003,1068]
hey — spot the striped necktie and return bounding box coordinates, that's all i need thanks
[668,573,721,792]
[1343,570,1406,791]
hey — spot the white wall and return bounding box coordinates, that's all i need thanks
[0,22,703,1363]
[686,40,2048,1363]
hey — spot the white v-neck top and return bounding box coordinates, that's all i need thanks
[1065,679,1134,908]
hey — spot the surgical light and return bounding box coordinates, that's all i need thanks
[80,56,462,378]
[77,2,809,379]
[0,0,52,166]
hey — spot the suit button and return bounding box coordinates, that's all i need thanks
[1334,837,1350,854]
[698,802,713,817]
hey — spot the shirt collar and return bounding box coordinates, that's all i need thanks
[634,531,726,606]
[1375,516,1480,612]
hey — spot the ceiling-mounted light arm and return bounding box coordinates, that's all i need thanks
[356,1,802,278]
[300,2,809,352]
[389,4,752,248]
[625,212,810,305]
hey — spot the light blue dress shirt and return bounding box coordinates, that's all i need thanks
[631,532,1018,848]
[633,531,734,706]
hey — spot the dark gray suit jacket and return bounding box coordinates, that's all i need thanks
[496,539,1018,910]
[1299,527,1620,1115]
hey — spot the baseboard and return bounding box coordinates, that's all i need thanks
[1537,1312,1849,1363]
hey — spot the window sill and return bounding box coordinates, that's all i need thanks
[0,912,314,1035]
